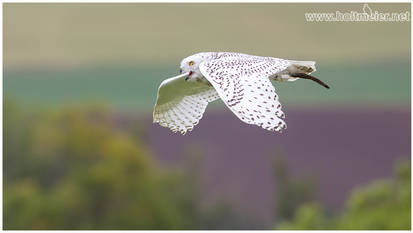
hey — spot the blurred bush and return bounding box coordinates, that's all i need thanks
[3,99,200,229]
[276,161,411,230]
[272,155,317,222]
[4,98,410,230]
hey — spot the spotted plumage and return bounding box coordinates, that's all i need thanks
[153,52,329,134]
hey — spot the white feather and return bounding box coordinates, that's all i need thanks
[153,72,219,134]
[199,55,290,132]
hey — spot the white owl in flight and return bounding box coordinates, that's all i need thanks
[153,52,329,134]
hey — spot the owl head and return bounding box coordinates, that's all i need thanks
[179,52,213,81]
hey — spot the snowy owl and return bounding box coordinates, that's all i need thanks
[153,52,329,134]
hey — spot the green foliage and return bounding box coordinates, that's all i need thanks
[4,98,410,230]
[276,161,411,230]
[337,161,411,230]
[3,100,200,229]
[272,156,316,221]
[277,203,328,230]
[198,202,262,230]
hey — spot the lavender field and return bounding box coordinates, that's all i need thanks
[144,107,410,226]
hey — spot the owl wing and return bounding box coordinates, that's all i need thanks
[199,56,290,132]
[153,72,219,134]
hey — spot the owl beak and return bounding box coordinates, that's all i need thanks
[185,71,193,81]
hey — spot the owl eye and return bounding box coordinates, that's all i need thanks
[189,61,195,66]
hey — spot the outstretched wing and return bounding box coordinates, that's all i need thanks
[199,56,290,132]
[153,73,219,134]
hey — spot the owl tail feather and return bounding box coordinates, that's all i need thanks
[287,60,316,74]
[282,60,329,89]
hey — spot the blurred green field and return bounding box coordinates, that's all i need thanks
[4,3,410,68]
[4,59,410,110]
[4,3,410,111]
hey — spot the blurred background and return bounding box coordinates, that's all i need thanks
[3,3,411,230]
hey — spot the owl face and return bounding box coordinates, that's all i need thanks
[180,53,210,81]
